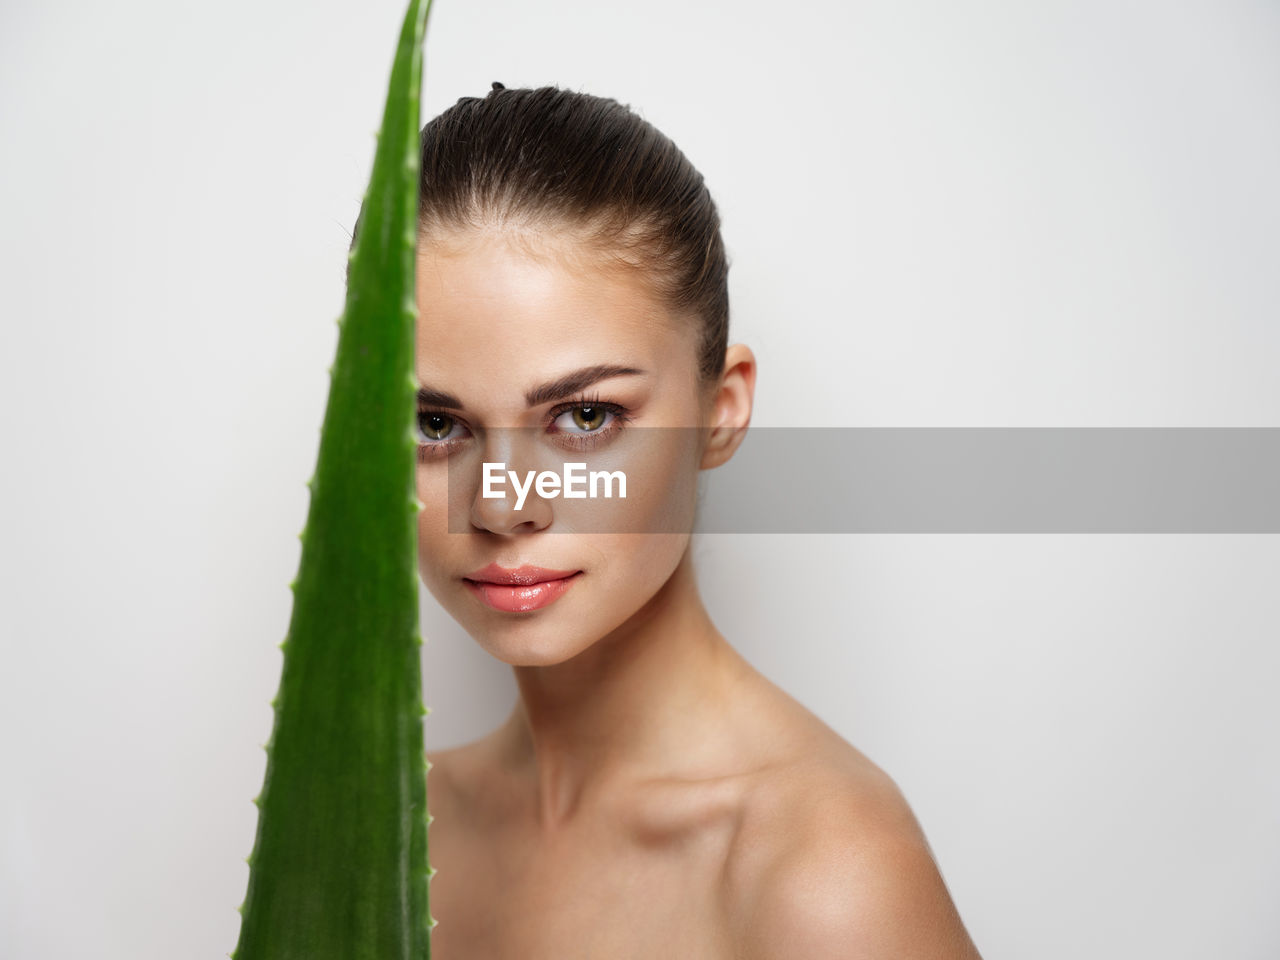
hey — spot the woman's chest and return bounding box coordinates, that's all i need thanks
[426,805,741,959]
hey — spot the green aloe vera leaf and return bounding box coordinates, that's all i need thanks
[231,0,434,957]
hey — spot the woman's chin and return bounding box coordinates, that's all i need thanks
[435,574,610,666]
[470,627,596,667]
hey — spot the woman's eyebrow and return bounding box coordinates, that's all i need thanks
[524,364,646,407]
[416,364,647,411]
[416,387,463,409]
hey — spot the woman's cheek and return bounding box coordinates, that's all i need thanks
[414,481,456,596]
[564,429,699,536]
[566,532,690,643]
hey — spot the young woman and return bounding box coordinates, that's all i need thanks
[402,82,982,958]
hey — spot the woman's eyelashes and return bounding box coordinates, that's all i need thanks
[416,411,470,461]
[415,396,633,463]
[547,396,633,446]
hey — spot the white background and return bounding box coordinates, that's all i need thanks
[2,0,1278,956]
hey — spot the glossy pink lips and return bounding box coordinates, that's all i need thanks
[462,563,582,613]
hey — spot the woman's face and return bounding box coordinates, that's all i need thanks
[413,224,711,666]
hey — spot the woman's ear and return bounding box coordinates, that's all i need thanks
[701,343,756,470]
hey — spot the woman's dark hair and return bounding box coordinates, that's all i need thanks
[349,82,730,383]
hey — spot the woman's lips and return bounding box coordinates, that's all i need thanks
[462,563,583,613]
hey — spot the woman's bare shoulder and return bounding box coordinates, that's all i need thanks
[723,725,982,960]
[424,731,511,822]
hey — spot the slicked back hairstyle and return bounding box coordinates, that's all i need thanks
[348,82,730,383]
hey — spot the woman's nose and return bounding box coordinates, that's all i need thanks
[466,428,554,535]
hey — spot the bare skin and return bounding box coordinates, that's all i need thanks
[414,222,982,958]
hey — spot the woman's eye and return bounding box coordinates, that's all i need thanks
[553,404,612,433]
[417,411,466,442]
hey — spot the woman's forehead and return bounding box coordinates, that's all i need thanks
[417,230,688,348]
[412,229,698,405]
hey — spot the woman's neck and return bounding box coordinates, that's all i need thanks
[497,546,743,831]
